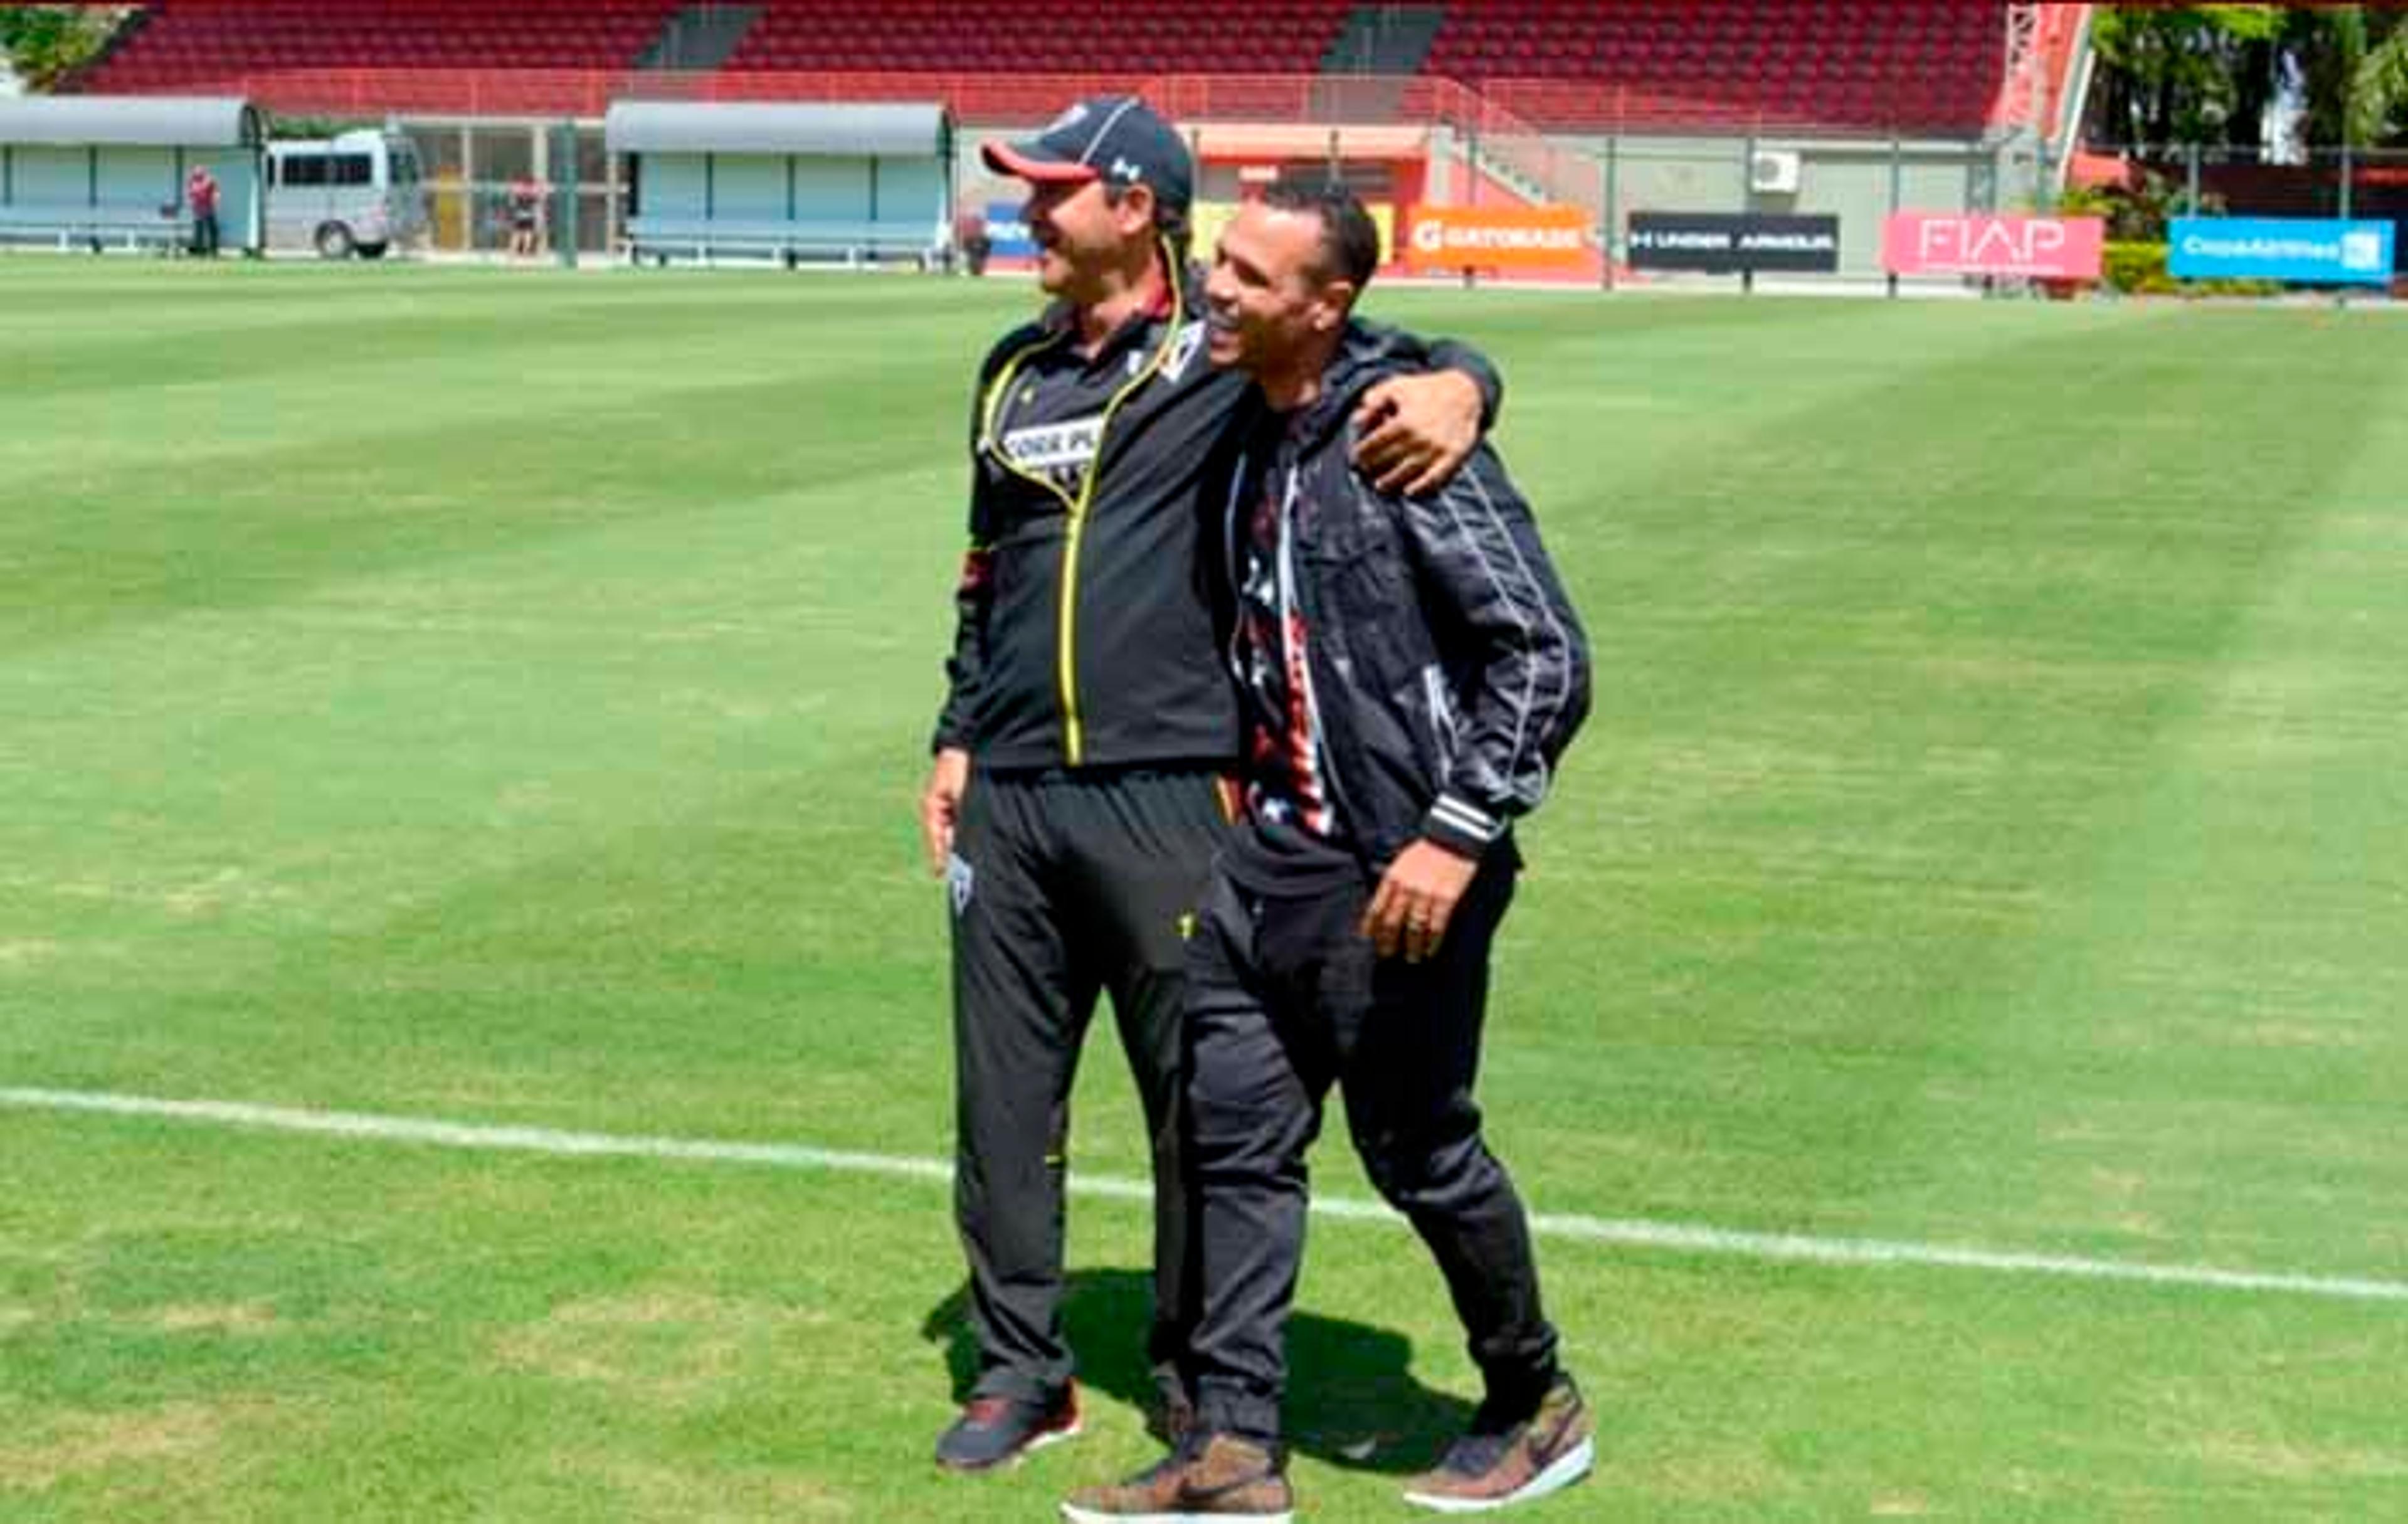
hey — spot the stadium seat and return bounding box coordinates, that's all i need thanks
[719,0,1351,78]
[77,0,2016,139]
[1425,0,2004,133]
[84,0,683,100]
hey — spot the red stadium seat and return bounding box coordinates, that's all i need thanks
[78,0,2012,137]
[84,0,684,98]
[1428,0,2004,132]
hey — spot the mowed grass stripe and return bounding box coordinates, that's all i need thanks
[7,267,2408,1520]
[1457,307,2408,1268]
[10,276,2404,1247]
[2,285,991,651]
[1845,315,2408,1267]
[0,277,993,477]
[0,275,1006,422]
[1947,353,2408,1270]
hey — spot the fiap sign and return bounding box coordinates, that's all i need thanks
[1883,213,2104,278]
[2168,217,2396,286]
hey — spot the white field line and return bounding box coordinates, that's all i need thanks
[5,1085,2404,1306]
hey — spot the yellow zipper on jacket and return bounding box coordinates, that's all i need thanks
[977,242,1186,766]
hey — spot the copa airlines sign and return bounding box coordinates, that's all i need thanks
[2167,217,2395,286]
[1883,214,2104,278]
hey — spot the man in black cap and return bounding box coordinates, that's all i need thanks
[922,95,1504,1473]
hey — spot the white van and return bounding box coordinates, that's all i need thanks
[266,130,428,259]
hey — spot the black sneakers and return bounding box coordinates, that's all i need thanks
[934,1382,1084,1472]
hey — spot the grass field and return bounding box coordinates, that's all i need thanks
[3,257,2405,1521]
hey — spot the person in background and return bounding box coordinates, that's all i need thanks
[507,171,543,258]
[954,205,992,277]
[184,164,220,258]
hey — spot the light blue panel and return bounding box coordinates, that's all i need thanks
[11,146,88,205]
[642,154,707,218]
[875,157,944,226]
[2168,216,2395,286]
[791,156,872,223]
[95,146,176,208]
[709,154,786,222]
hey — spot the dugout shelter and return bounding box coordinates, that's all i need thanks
[0,94,265,254]
[605,100,953,268]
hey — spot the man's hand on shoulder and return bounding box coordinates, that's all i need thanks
[1352,369,1483,497]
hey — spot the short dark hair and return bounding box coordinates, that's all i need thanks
[1257,180,1379,296]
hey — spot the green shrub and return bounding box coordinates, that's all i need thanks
[2103,241,2177,294]
[2101,240,2283,299]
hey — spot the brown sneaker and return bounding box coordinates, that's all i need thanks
[1402,1374,1594,1513]
[1060,1434,1295,1522]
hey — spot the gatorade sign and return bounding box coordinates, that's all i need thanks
[1405,205,1589,272]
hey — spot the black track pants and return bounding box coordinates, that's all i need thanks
[948,765,1230,1404]
[1183,853,1560,1443]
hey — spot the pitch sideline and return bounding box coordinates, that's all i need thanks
[3,1084,2400,1306]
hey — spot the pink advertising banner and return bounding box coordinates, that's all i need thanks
[1883,214,2106,278]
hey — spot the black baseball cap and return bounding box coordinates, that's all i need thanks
[981,95,1193,214]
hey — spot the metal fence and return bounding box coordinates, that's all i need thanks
[134,67,2057,280]
[2084,144,2408,226]
[398,120,615,257]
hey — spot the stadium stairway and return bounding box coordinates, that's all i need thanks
[641,3,763,73]
[1324,4,1446,77]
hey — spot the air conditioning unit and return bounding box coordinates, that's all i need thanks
[1749,149,1802,194]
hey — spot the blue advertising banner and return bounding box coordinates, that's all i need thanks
[985,201,1035,259]
[2168,217,2395,286]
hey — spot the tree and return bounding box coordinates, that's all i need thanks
[2089,4,2408,151]
[2249,5,2408,150]
[2089,5,2283,147]
[0,5,135,93]
[2340,9,2408,147]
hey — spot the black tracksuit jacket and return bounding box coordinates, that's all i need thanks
[1219,322,1591,868]
[932,268,1499,773]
